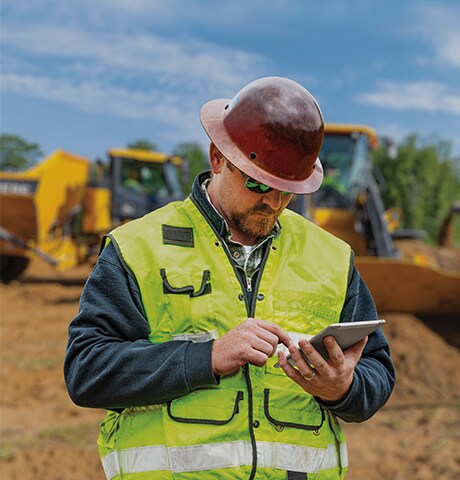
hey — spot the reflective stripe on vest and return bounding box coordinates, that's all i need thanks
[102,440,348,479]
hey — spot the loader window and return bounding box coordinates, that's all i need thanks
[121,160,169,198]
[319,134,356,192]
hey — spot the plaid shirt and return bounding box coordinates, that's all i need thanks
[200,177,280,292]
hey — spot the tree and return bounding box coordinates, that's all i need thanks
[373,133,460,242]
[173,142,209,194]
[127,139,159,151]
[0,134,43,171]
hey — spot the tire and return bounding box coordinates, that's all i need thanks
[0,255,30,283]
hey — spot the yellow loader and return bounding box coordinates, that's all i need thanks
[0,148,185,282]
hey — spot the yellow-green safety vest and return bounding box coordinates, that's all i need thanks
[98,196,351,480]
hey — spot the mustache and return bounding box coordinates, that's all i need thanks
[251,204,279,215]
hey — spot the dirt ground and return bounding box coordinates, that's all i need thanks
[1,259,459,479]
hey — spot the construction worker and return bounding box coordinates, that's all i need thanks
[65,76,395,479]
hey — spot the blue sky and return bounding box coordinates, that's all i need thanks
[1,0,460,161]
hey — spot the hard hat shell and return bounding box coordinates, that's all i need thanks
[200,76,324,194]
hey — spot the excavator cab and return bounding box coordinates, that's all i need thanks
[107,149,184,223]
[307,124,397,258]
[315,129,368,207]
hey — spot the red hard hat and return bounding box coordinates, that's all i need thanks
[200,76,324,194]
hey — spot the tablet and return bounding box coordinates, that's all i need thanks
[274,319,385,368]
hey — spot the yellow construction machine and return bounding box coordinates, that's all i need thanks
[1,128,458,316]
[0,148,185,282]
[299,124,460,317]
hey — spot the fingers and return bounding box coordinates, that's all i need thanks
[254,318,292,348]
[250,334,278,359]
[347,336,368,358]
[211,318,291,376]
[277,350,317,391]
[325,335,368,368]
[276,333,366,402]
[298,339,328,374]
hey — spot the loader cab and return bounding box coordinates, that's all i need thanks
[108,149,184,223]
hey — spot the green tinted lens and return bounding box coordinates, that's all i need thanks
[243,173,290,195]
[245,177,272,193]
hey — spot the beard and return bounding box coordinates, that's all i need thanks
[229,204,280,239]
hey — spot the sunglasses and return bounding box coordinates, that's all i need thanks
[240,171,291,196]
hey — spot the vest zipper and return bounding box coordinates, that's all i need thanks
[244,364,257,480]
[189,195,273,479]
[246,274,252,293]
[248,240,271,316]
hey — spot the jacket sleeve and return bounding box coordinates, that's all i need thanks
[317,252,396,422]
[64,242,219,410]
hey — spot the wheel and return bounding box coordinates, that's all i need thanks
[0,255,30,283]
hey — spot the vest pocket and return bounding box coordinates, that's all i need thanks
[263,388,325,431]
[167,390,244,425]
[162,388,248,451]
[158,268,213,336]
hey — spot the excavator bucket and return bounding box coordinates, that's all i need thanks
[356,257,460,317]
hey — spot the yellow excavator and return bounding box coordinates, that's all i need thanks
[0,148,185,282]
[300,124,460,317]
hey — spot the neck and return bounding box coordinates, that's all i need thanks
[228,229,259,247]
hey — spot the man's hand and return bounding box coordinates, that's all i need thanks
[277,335,368,402]
[212,318,292,376]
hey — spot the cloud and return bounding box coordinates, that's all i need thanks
[356,81,460,116]
[1,25,267,92]
[0,73,195,125]
[0,23,271,131]
[412,3,460,70]
[0,0,305,38]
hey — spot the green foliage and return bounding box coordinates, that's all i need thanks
[452,213,460,247]
[373,133,460,242]
[173,142,209,194]
[127,139,159,151]
[0,134,43,171]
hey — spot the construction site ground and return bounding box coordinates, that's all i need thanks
[1,256,459,480]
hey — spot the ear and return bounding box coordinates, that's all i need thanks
[209,143,225,174]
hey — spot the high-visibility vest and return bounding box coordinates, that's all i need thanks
[98,196,350,480]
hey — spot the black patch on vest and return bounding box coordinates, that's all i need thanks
[162,225,194,247]
[287,472,307,479]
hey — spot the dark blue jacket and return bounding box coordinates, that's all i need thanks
[64,173,395,422]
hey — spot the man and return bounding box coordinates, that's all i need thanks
[65,76,395,479]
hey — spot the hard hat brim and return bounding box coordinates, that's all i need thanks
[200,98,323,195]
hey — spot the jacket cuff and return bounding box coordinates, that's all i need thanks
[185,340,220,390]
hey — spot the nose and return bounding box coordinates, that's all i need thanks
[262,190,284,210]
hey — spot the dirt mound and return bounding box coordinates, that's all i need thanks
[395,239,460,272]
[345,313,460,479]
[383,313,460,404]
[1,260,459,479]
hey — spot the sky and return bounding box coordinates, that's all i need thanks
[1,0,460,162]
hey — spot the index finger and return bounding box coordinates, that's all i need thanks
[255,319,292,347]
